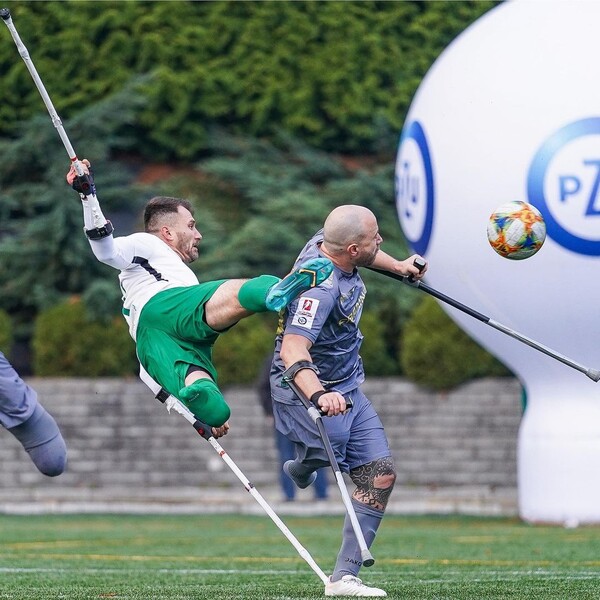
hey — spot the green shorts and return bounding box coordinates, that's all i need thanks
[136,281,228,397]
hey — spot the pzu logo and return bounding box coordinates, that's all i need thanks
[528,117,600,255]
[395,121,434,256]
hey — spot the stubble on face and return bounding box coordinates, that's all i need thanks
[171,207,201,263]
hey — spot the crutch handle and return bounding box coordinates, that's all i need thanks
[318,396,353,416]
[192,420,213,440]
[414,257,427,272]
[408,256,427,283]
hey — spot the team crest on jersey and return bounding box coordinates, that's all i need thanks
[291,296,320,329]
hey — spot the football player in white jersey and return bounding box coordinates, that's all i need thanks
[67,160,333,436]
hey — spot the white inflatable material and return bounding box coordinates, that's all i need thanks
[395,1,600,524]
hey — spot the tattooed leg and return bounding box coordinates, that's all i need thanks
[350,457,397,511]
[330,457,396,581]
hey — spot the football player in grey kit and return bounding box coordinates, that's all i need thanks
[269,205,427,597]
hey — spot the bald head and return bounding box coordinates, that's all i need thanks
[323,205,377,252]
[321,205,382,269]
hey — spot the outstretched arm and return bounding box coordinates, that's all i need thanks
[66,159,134,270]
[371,248,427,280]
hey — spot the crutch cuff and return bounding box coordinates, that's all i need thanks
[85,221,114,240]
[282,360,320,384]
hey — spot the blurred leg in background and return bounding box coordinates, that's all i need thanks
[0,351,67,477]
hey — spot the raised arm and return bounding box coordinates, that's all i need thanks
[66,159,134,270]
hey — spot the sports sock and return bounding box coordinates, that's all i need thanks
[238,275,280,313]
[7,403,67,477]
[179,378,231,426]
[331,498,384,581]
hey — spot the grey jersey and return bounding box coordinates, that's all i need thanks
[270,230,366,404]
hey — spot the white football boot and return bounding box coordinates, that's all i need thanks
[324,575,387,597]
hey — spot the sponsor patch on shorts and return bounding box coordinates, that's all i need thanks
[291,296,320,329]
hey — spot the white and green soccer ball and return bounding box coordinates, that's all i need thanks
[487,201,546,260]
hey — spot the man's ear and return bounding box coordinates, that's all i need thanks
[158,225,173,242]
[347,243,359,258]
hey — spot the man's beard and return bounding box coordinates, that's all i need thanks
[178,240,199,264]
[357,248,379,267]
[187,246,199,263]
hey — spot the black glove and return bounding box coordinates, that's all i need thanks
[70,165,96,197]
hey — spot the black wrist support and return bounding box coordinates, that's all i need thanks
[309,390,328,405]
[85,221,114,240]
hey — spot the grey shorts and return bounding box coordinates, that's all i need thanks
[272,387,391,473]
[0,352,37,428]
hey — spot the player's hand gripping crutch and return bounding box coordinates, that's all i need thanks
[282,375,375,568]
[138,367,329,585]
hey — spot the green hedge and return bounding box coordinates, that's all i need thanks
[0,1,496,158]
[401,296,511,391]
[359,309,399,376]
[212,313,278,387]
[212,307,402,386]
[32,297,137,376]
[28,290,512,388]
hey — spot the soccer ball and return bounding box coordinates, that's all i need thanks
[487,201,546,260]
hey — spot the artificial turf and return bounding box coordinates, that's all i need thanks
[0,513,598,599]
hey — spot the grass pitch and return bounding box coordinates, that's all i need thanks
[0,513,598,599]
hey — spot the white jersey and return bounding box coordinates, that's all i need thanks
[88,232,198,338]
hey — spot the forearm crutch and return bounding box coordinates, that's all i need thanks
[368,258,600,382]
[283,377,375,567]
[1,8,96,198]
[138,368,329,585]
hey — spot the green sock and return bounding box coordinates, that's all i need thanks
[238,275,279,312]
[179,379,231,426]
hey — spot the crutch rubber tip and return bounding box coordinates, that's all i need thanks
[362,554,375,568]
[587,369,600,382]
[0,8,11,20]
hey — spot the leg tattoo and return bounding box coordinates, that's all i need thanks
[350,457,397,511]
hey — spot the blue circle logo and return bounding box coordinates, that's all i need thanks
[395,120,435,256]
[528,117,600,255]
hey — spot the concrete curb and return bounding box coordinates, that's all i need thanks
[0,485,518,516]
